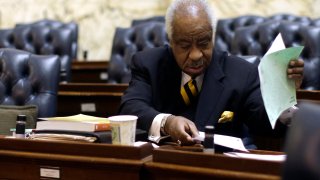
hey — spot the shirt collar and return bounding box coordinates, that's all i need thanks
[181,72,204,91]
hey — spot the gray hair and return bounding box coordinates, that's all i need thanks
[165,0,217,41]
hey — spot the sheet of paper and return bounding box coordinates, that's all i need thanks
[224,152,286,162]
[258,34,304,129]
[192,132,248,152]
[264,33,286,55]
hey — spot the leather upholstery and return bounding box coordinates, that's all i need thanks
[16,19,78,60]
[0,24,73,82]
[268,14,312,25]
[131,16,165,26]
[0,48,60,117]
[231,20,320,90]
[215,15,266,52]
[108,22,168,83]
[214,14,312,52]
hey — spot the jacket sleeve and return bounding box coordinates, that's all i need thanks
[240,65,275,136]
[118,53,160,131]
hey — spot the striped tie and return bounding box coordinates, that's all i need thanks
[181,79,199,105]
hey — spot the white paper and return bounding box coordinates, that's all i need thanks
[192,132,248,152]
[214,134,248,152]
[224,152,286,162]
[264,33,286,55]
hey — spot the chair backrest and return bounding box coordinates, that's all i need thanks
[215,15,266,53]
[283,102,320,180]
[131,16,165,26]
[230,20,320,90]
[268,13,312,25]
[214,13,312,53]
[16,19,78,60]
[0,25,73,82]
[108,22,168,83]
[0,48,60,117]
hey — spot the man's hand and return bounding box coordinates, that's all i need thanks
[164,115,199,145]
[288,59,304,89]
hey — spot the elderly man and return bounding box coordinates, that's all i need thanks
[119,0,304,147]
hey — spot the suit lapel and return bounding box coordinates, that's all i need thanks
[195,51,226,130]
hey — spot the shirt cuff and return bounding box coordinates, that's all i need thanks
[148,113,171,143]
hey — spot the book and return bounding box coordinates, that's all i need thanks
[36,114,111,132]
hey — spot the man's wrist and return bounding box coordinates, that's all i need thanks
[160,115,173,135]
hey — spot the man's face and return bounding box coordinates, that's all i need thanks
[170,14,213,77]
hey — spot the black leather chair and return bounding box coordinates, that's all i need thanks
[0,24,73,82]
[0,48,60,117]
[231,20,320,90]
[283,102,320,180]
[131,16,165,26]
[268,14,312,25]
[214,13,312,53]
[16,19,78,60]
[214,15,266,53]
[108,22,168,83]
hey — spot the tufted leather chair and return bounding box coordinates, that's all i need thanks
[214,14,313,53]
[214,15,266,53]
[108,22,168,83]
[0,48,60,117]
[0,25,73,82]
[16,19,78,60]
[231,20,320,90]
[131,16,165,26]
[268,14,312,26]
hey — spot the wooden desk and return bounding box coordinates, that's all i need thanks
[0,137,152,179]
[57,83,128,117]
[297,89,320,103]
[71,61,109,83]
[143,148,283,180]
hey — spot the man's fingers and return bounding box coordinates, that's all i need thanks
[287,67,304,75]
[289,59,304,67]
[188,123,199,138]
[288,74,303,79]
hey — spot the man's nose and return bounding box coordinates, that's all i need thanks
[189,46,203,60]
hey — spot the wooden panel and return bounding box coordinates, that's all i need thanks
[0,137,152,179]
[297,90,320,103]
[57,83,128,117]
[71,61,109,83]
[59,82,128,92]
[143,148,282,180]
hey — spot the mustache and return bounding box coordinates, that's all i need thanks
[189,59,204,67]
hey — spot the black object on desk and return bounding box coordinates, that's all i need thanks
[203,125,215,153]
[15,115,26,138]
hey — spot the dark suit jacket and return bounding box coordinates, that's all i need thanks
[119,45,275,139]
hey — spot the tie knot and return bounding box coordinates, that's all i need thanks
[181,79,199,105]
